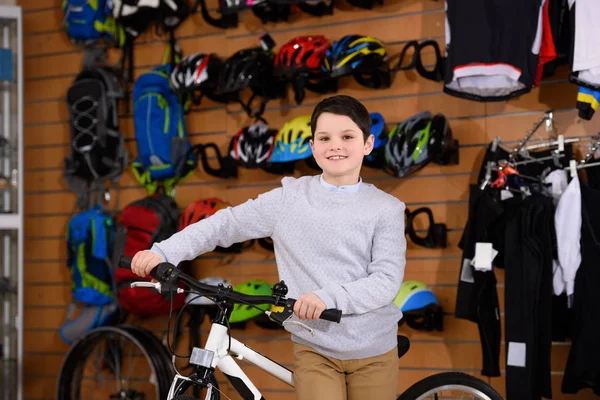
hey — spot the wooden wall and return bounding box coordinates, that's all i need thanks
[19,0,598,399]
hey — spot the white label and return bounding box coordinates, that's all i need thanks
[473,242,494,271]
[460,258,474,283]
[507,342,526,367]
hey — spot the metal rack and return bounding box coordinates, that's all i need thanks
[0,5,23,400]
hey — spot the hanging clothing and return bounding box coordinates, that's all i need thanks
[503,195,554,400]
[553,175,581,296]
[443,0,545,101]
[456,184,503,377]
[562,181,600,396]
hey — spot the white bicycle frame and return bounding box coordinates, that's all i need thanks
[167,322,295,400]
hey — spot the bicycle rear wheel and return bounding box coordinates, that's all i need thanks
[57,326,174,400]
[397,372,503,400]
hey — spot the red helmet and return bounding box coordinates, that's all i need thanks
[179,198,229,231]
[274,35,330,76]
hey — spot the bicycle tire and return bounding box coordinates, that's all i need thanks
[56,326,171,400]
[120,324,176,381]
[397,372,503,400]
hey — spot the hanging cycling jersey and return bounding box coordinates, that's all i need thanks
[443,0,545,101]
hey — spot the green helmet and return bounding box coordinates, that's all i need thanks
[229,280,273,323]
[394,280,444,332]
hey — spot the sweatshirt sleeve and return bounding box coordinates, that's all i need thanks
[150,182,286,267]
[313,201,406,315]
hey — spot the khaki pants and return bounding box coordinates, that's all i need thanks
[293,343,399,400]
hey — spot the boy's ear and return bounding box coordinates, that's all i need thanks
[309,138,314,151]
[363,134,375,155]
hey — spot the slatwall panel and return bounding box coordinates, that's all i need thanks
[19,0,598,399]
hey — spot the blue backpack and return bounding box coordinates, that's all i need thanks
[60,206,119,344]
[131,63,197,195]
[62,0,121,44]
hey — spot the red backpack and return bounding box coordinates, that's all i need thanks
[113,194,185,317]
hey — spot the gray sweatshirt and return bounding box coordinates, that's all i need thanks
[151,175,406,360]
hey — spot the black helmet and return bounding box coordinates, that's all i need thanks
[217,47,279,118]
[384,112,459,178]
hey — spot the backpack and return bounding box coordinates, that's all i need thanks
[131,63,196,195]
[60,206,120,344]
[63,64,128,207]
[62,0,119,44]
[113,194,186,317]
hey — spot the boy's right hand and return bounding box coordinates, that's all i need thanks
[131,250,163,277]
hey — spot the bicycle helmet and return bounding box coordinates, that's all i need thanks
[179,198,229,231]
[274,35,336,104]
[384,112,458,178]
[228,123,278,168]
[229,280,273,325]
[217,47,277,118]
[363,112,389,168]
[325,35,390,89]
[394,280,444,331]
[269,115,313,163]
[170,53,230,105]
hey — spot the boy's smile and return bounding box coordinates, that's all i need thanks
[310,112,374,187]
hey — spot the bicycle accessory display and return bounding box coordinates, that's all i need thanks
[325,34,391,89]
[229,280,274,327]
[131,62,197,195]
[228,123,278,169]
[63,63,128,208]
[393,40,445,83]
[274,35,336,105]
[384,112,459,178]
[62,0,120,44]
[363,112,389,168]
[61,206,119,344]
[217,45,280,118]
[113,194,184,317]
[394,280,444,332]
[405,207,448,248]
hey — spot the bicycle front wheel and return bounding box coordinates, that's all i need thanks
[397,372,503,400]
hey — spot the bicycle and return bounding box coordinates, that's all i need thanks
[119,256,504,400]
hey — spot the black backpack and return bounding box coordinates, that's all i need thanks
[63,62,128,207]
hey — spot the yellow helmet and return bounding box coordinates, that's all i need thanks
[270,115,313,163]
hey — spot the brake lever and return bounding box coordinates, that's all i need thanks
[130,281,184,295]
[264,310,315,336]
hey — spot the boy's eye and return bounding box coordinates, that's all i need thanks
[319,137,329,141]
[343,136,353,140]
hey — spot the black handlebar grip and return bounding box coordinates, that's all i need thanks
[320,308,342,323]
[119,256,133,269]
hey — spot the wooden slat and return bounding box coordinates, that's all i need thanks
[24,173,475,215]
[21,0,58,12]
[23,144,483,192]
[23,7,62,34]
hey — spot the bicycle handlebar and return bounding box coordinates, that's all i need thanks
[118,256,342,323]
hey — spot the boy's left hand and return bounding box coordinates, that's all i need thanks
[294,293,326,320]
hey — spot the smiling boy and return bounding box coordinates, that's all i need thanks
[131,95,407,399]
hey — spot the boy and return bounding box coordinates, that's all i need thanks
[131,95,407,400]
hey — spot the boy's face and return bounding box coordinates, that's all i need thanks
[310,112,374,183]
